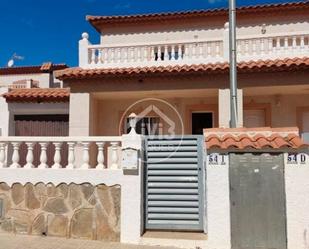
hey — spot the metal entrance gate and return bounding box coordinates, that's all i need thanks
[230,153,287,249]
[145,136,205,231]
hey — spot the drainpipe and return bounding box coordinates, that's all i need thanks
[229,0,238,128]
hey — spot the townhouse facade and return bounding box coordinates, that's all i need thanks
[0,2,309,249]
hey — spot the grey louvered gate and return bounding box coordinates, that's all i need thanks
[145,136,205,231]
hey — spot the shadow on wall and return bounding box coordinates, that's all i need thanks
[0,182,120,241]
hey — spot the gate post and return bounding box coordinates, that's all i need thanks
[120,113,144,244]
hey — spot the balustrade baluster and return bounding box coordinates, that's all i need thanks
[300,36,305,50]
[105,48,109,63]
[207,44,211,58]
[98,49,103,64]
[25,142,34,169]
[81,142,90,169]
[38,142,48,169]
[111,48,115,64]
[276,37,281,53]
[252,39,257,56]
[164,46,169,61]
[245,40,249,56]
[10,142,20,168]
[0,143,6,168]
[52,142,62,169]
[137,47,142,62]
[260,39,265,55]
[292,36,297,53]
[268,38,273,54]
[183,45,189,60]
[178,45,183,60]
[91,49,96,64]
[157,46,162,61]
[67,142,76,169]
[284,37,289,53]
[171,45,175,61]
[150,46,155,61]
[215,42,220,58]
[237,41,241,56]
[110,142,119,169]
[96,142,105,169]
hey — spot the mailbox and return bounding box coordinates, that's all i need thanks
[122,148,139,170]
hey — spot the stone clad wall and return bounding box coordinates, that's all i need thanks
[0,182,120,241]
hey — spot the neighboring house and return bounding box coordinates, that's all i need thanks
[0,62,69,137]
[0,2,309,249]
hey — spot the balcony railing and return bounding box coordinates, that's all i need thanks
[79,30,309,69]
[0,136,122,170]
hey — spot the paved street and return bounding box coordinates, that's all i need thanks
[0,234,178,249]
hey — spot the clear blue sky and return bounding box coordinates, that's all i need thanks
[0,0,297,67]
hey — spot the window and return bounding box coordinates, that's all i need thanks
[125,116,161,135]
[192,112,213,135]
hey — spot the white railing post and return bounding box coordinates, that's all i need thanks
[110,142,119,169]
[79,32,90,68]
[38,142,48,169]
[10,142,20,168]
[25,142,34,169]
[52,142,62,169]
[0,142,6,168]
[96,142,105,169]
[81,142,90,169]
[67,142,76,169]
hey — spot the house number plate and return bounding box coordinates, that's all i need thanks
[285,153,309,166]
[207,153,228,166]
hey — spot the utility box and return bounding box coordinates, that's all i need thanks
[121,148,139,170]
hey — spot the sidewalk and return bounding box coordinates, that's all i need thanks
[0,234,178,249]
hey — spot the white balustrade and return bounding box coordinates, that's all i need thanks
[237,33,309,61]
[0,137,122,170]
[85,39,224,68]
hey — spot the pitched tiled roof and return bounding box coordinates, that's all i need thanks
[2,88,70,103]
[204,127,308,151]
[0,63,68,75]
[87,1,309,30]
[55,57,309,81]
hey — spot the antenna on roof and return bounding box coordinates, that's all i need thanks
[7,53,25,67]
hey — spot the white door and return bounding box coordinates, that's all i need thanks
[244,109,266,128]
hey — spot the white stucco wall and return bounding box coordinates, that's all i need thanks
[206,154,231,249]
[98,13,308,47]
[0,73,51,88]
[0,88,10,136]
[285,152,309,249]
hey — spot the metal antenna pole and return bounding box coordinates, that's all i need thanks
[229,0,238,128]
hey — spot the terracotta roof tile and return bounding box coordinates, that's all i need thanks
[2,88,70,103]
[204,127,309,151]
[0,63,68,75]
[55,57,309,81]
[87,1,309,30]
